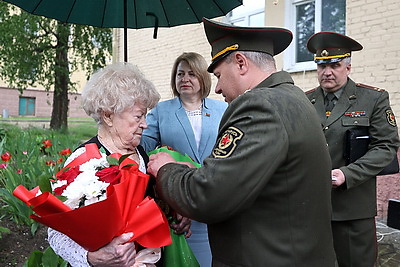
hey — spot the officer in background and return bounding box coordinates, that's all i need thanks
[306,31,400,267]
[148,18,336,266]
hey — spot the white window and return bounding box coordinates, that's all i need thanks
[224,0,265,27]
[284,0,345,72]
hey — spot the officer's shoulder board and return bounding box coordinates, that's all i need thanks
[305,87,318,95]
[356,83,385,92]
[356,83,397,127]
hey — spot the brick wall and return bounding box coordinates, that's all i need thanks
[377,150,400,220]
[0,87,88,118]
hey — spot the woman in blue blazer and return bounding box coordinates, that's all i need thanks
[141,52,227,266]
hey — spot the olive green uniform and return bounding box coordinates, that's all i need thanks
[306,78,400,266]
[156,71,336,266]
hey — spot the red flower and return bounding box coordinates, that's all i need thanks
[57,157,64,164]
[54,166,82,195]
[53,184,68,196]
[59,148,72,155]
[0,163,8,169]
[15,169,22,174]
[57,166,82,182]
[46,160,56,166]
[1,152,12,162]
[96,165,122,185]
[42,140,52,148]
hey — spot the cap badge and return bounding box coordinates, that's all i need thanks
[321,50,329,57]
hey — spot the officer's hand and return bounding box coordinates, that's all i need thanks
[148,152,176,178]
[331,169,345,188]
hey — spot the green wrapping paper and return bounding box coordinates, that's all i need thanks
[147,146,201,168]
[164,228,200,267]
[148,146,201,267]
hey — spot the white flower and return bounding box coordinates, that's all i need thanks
[55,152,112,209]
[79,156,109,172]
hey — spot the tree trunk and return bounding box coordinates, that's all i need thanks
[50,22,70,131]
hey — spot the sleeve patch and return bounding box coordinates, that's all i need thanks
[386,110,397,127]
[212,126,244,158]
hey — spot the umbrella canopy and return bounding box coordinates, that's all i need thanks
[4,0,243,62]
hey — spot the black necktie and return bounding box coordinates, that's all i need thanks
[325,93,336,112]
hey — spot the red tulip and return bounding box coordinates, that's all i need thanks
[59,148,72,155]
[46,160,56,166]
[42,139,53,148]
[0,163,8,169]
[1,152,12,162]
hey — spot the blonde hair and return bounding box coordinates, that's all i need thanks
[170,52,211,98]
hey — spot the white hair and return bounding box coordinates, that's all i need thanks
[82,62,160,124]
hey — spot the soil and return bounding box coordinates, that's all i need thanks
[0,217,48,267]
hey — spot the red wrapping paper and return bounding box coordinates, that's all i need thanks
[13,143,171,251]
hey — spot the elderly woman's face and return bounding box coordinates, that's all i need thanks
[109,102,147,150]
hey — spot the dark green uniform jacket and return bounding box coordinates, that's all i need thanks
[157,71,336,266]
[306,78,400,220]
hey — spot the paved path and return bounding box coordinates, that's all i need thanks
[377,219,400,266]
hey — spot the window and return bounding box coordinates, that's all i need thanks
[19,97,35,116]
[285,0,345,72]
[225,0,265,27]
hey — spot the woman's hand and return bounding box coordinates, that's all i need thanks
[87,232,136,266]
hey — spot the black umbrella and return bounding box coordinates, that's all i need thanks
[4,0,243,62]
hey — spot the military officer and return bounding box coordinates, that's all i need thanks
[148,18,336,266]
[306,31,400,267]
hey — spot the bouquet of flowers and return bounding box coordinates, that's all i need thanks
[13,143,171,252]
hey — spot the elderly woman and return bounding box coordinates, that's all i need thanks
[141,52,227,267]
[48,62,186,266]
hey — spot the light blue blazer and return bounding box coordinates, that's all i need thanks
[141,97,227,164]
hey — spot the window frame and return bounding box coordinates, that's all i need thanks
[19,96,36,116]
[224,0,265,27]
[284,0,323,73]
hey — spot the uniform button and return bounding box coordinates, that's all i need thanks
[324,126,329,130]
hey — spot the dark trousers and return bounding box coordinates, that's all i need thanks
[332,218,377,267]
